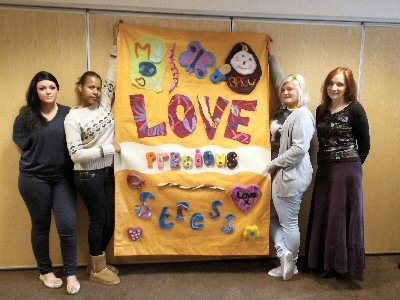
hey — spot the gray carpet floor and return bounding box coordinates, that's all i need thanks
[0,255,399,300]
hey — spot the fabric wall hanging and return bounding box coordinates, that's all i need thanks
[114,23,271,256]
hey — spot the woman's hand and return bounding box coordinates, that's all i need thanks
[113,19,123,45]
[114,143,121,153]
[266,162,276,174]
[268,36,275,57]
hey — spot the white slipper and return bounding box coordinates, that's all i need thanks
[282,251,295,281]
[67,276,80,295]
[268,265,299,277]
[39,272,63,288]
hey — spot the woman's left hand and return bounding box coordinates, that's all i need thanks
[266,163,276,173]
[113,19,123,45]
[114,143,121,153]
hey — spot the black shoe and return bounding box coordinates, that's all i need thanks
[320,270,335,278]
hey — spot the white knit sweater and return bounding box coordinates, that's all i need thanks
[64,45,117,171]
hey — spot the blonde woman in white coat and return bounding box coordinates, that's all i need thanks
[267,51,315,281]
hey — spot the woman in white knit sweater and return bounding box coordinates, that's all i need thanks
[64,21,121,285]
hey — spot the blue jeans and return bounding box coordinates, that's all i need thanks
[74,167,115,256]
[18,174,77,276]
[270,179,303,262]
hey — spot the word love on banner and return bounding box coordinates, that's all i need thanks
[130,94,258,145]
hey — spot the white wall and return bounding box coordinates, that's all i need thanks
[3,0,400,23]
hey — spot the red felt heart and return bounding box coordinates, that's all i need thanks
[127,226,143,241]
[230,184,262,213]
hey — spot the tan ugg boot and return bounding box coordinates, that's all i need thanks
[89,253,120,284]
[87,253,119,275]
[105,264,119,275]
[102,251,119,275]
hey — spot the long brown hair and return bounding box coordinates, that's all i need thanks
[318,67,358,117]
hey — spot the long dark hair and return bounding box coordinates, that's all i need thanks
[19,71,60,132]
[318,67,358,117]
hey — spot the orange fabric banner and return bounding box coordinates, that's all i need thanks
[114,23,271,256]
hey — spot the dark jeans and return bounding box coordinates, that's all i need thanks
[74,167,115,256]
[18,174,77,276]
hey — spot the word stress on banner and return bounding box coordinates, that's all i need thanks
[129,191,239,234]
[158,197,236,234]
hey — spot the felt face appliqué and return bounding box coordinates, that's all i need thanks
[179,41,216,79]
[230,49,257,75]
[230,184,262,213]
[211,42,262,94]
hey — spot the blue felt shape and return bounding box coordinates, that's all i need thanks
[190,212,205,230]
[159,206,174,229]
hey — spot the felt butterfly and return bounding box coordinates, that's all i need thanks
[179,41,216,79]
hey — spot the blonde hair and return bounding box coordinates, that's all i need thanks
[278,74,310,106]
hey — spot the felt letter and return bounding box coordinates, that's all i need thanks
[168,94,197,138]
[176,201,190,221]
[135,192,155,219]
[146,152,156,168]
[197,96,229,140]
[159,206,174,229]
[209,200,223,220]
[130,94,167,138]
[221,214,236,234]
[190,212,205,230]
[224,100,257,144]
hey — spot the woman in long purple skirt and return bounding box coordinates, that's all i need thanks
[306,67,370,279]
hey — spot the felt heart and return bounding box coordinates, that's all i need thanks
[135,77,146,86]
[230,184,262,213]
[127,226,143,241]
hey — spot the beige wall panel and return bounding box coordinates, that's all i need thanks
[233,20,363,254]
[0,7,87,267]
[361,26,400,253]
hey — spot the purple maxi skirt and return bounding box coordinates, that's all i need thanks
[306,161,365,276]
